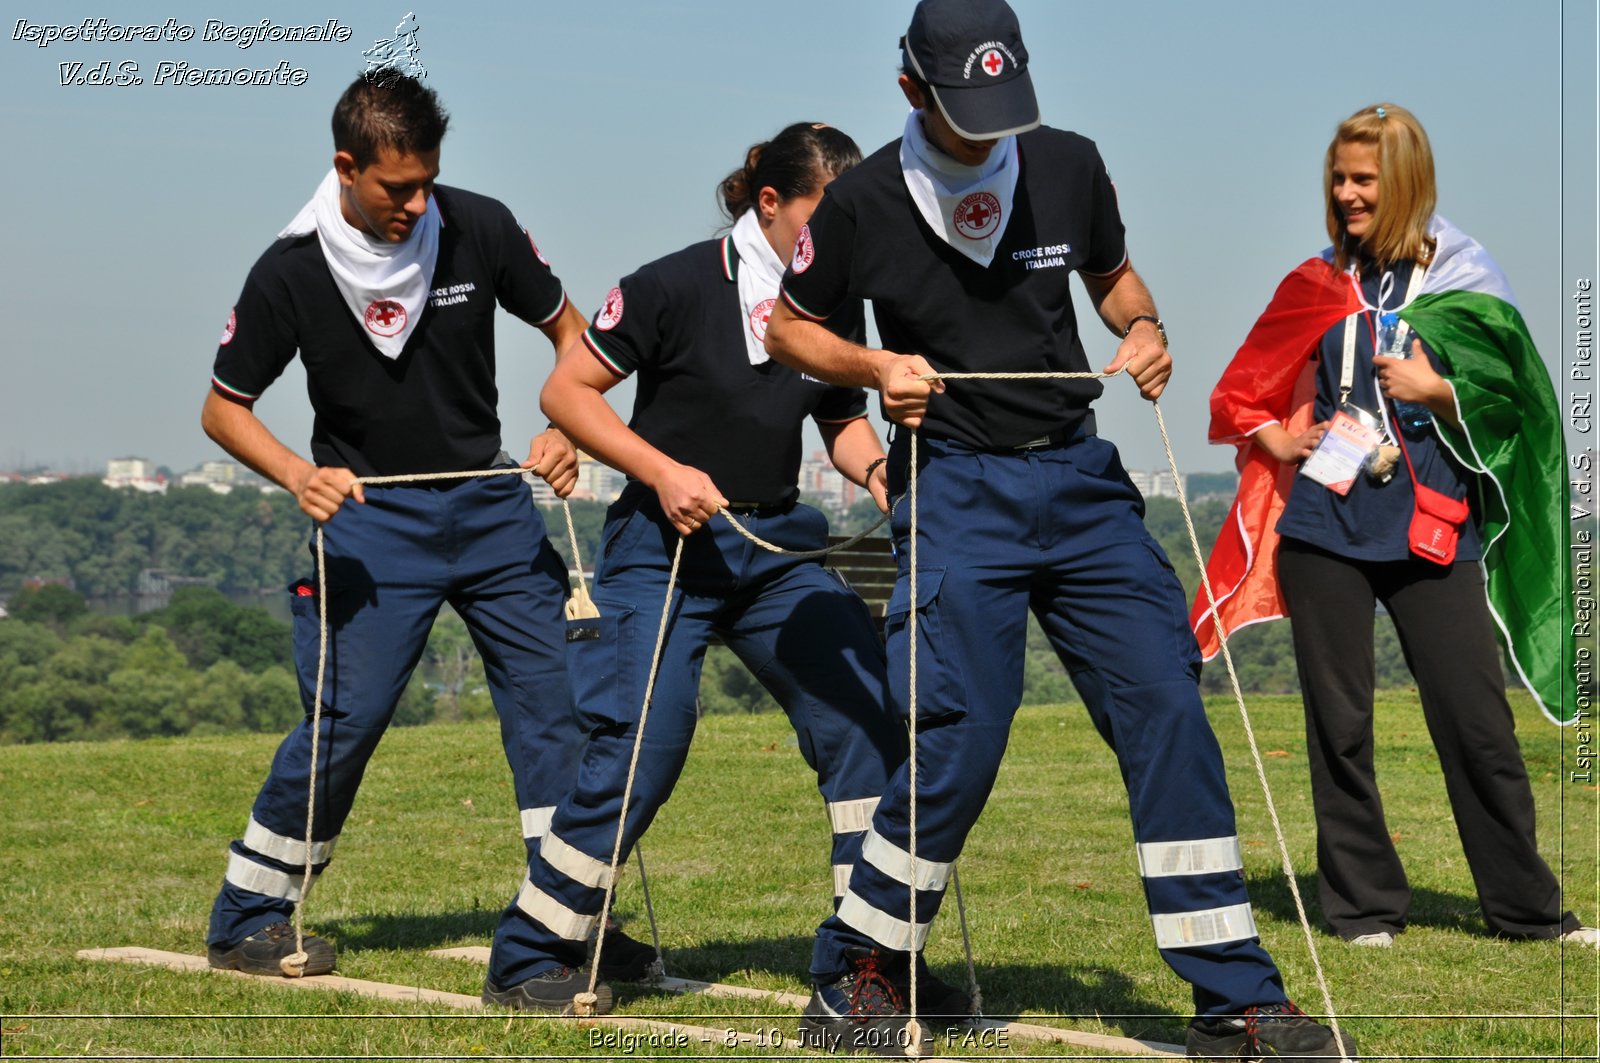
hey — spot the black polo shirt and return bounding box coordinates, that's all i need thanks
[211,185,569,477]
[779,126,1127,450]
[580,235,868,505]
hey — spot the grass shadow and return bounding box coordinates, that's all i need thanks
[319,909,501,951]
[647,933,1188,1044]
[1246,869,1489,937]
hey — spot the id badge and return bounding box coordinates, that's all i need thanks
[1299,404,1383,497]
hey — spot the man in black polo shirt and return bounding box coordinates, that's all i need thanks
[765,2,1353,1059]
[200,72,621,1014]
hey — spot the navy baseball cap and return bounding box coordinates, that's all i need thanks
[901,0,1040,140]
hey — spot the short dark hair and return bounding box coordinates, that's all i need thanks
[331,72,449,169]
[718,122,862,222]
[900,66,931,99]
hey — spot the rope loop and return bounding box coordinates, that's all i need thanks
[571,989,599,1016]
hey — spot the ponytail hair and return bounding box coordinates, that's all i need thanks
[718,122,862,223]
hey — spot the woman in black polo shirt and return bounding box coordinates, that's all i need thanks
[490,123,965,1010]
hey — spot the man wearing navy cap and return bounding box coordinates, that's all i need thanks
[766,1,1354,1058]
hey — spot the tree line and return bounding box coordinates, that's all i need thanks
[0,480,1428,744]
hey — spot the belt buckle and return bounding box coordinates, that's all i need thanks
[1014,435,1053,451]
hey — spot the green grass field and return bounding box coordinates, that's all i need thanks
[1,691,1595,1060]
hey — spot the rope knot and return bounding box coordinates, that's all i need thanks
[278,950,309,978]
[902,1018,927,1057]
[571,990,599,1017]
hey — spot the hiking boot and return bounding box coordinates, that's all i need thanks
[1186,1001,1356,1059]
[481,967,614,1015]
[207,921,335,977]
[592,923,662,982]
[895,953,974,1023]
[799,948,928,1058]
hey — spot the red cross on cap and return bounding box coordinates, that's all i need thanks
[982,50,1004,76]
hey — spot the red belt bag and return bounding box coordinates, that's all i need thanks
[1408,480,1470,564]
[1393,410,1470,566]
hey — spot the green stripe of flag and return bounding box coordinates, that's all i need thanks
[1402,289,1578,724]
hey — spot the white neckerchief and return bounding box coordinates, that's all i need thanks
[279,169,441,360]
[730,208,785,365]
[899,110,1018,267]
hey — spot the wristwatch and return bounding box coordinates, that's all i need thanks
[1122,315,1167,348]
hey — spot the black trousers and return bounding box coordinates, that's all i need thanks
[1276,538,1575,940]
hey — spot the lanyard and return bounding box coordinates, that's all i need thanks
[1338,260,1428,408]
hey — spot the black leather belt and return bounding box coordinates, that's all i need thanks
[1008,429,1070,450]
[723,500,791,515]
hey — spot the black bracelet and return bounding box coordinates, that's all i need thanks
[865,457,888,481]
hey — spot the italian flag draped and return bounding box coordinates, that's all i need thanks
[1191,217,1577,725]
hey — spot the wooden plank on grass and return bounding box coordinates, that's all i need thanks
[427,945,1183,1057]
[81,946,484,1008]
[76,947,873,1057]
[431,946,809,1007]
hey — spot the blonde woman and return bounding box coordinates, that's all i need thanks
[1195,103,1592,949]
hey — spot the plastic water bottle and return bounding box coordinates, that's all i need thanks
[1378,312,1432,430]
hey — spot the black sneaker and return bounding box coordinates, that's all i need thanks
[1186,1001,1357,1059]
[481,967,614,1016]
[207,921,334,977]
[799,948,928,1058]
[895,953,974,1023]
[592,923,662,983]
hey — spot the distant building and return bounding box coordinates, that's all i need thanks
[138,569,214,595]
[797,450,861,513]
[180,460,239,487]
[524,471,560,507]
[104,456,166,494]
[1128,469,1184,500]
[106,456,153,482]
[573,454,627,504]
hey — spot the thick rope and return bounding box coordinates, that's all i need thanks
[633,843,665,977]
[283,528,329,976]
[290,464,893,1000]
[898,369,1107,1035]
[561,492,598,620]
[904,430,923,1055]
[285,466,628,987]
[585,537,684,1009]
[949,866,982,1018]
[1151,403,1351,1061]
[556,491,663,972]
[718,507,889,557]
[580,506,899,1005]
[895,367,1348,1061]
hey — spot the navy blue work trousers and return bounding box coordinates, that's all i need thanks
[487,489,905,986]
[206,475,578,965]
[814,433,1286,1017]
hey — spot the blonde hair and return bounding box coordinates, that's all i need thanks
[1324,103,1436,271]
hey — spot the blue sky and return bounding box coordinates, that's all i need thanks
[1,1,1594,475]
